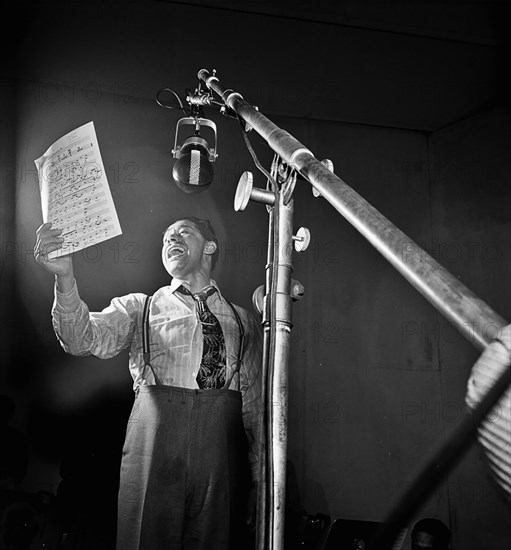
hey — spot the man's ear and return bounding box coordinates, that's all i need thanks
[204,241,217,255]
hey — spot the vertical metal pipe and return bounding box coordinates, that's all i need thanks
[270,194,294,550]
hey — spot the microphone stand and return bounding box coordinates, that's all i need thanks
[263,173,295,550]
[197,68,509,550]
[235,158,301,550]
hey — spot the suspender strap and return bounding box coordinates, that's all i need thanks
[142,294,246,388]
[142,295,152,363]
[225,299,245,370]
[142,295,162,386]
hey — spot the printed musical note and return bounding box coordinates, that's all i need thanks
[35,121,122,259]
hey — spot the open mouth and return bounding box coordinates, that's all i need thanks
[167,245,186,259]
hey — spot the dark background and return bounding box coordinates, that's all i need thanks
[1,1,511,548]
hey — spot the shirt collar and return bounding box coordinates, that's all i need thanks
[169,278,224,300]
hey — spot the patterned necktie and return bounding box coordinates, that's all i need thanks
[177,284,226,389]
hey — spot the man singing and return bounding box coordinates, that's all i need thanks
[34,216,262,550]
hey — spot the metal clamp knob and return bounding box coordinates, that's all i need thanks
[293,227,311,252]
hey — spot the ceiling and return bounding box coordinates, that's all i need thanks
[156,0,501,45]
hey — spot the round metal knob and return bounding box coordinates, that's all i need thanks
[293,227,311,252]
[234,171,254,211]
[312,159,334,198]
[252,285,264,316]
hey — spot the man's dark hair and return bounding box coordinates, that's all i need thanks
[411,518,450,549]
[165,216,219,270]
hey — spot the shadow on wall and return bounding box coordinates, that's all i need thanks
[285,455,332,550]
[0,395,29,492]
[0,392,131,550]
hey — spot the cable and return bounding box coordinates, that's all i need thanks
[236,116,278,194]
[155,87,190,116]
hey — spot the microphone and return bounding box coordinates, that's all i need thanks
[155,84,218,193]
[171,116,218,194]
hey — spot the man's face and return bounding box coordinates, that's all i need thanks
[161,220,210,279]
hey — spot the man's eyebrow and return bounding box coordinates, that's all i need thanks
[174,224,197,231]
[163,223,198,237]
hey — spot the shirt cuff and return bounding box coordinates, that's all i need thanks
[53,278,81,313]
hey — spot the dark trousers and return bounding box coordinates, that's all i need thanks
[116,385,251,550]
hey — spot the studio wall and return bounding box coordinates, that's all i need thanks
[426,107,511,549]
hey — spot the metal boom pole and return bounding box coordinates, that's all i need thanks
[198,68,506,350]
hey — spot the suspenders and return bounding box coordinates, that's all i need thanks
[224,299,245,388]
[141,293,246,388]
[141,295,162,386]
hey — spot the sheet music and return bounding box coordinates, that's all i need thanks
[35,121,122,259]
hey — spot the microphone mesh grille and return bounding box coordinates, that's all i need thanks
[189,149,201,186]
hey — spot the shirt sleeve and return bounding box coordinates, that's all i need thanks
[239,308,263,483]
[465,324,511,503]
[52,279,143,359]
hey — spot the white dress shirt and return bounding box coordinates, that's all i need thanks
[51,277,263,480]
